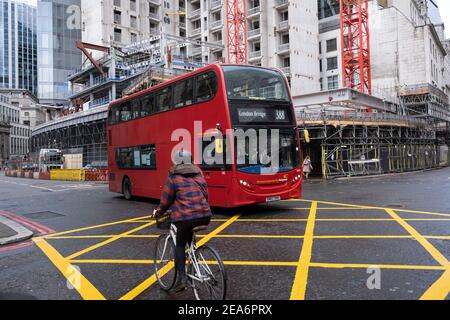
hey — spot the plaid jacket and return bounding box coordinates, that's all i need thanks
[158,166,212,223]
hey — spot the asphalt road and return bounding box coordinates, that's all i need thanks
[0,168,449,300]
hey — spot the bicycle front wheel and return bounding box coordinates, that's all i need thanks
[153,234,177,291]
[190,245,227,300]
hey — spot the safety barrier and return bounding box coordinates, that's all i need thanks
[39,172,51,180]
[84,169,109,182]
[4,169,109,182]
[50,170,85,182]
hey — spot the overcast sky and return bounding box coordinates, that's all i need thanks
[436,0,450,38]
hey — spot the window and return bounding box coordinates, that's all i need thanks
[141,94,154,117]
[156,86,173,112]
[120,101,132,122]
[326,38,337,52]
[223,66,289,101]
[140,145,157,169]
[327,75,339,90]
[113,0,120,6]
[114,10,121,24]
[327,57,338,70]
[130,99,141,119]
[114,28,122,42]
[130,16,137,28]
[196,72,218,103]
[130,0,136,11]
[174,79,194,108]
[116,145,156,169]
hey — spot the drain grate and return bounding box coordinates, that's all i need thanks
[23,211,65,220]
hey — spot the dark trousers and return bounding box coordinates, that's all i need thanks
[174,216,211,279]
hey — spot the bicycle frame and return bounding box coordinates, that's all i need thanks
[159,223,214,284]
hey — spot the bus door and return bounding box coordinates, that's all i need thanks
[199,133,232,207]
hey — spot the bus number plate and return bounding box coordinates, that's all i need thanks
[266,196,281,203]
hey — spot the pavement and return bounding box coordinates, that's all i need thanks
[0,168,449,300]
[0,214,33,246]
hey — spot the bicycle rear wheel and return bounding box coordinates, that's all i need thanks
[190,245,227,300]
[153,234,177,291]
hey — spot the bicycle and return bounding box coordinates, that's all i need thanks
[152,211,227,300]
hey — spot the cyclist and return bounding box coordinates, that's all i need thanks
[153,149,212,293]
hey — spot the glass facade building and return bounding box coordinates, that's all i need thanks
[0,0,38,95]
[37,0,81,105]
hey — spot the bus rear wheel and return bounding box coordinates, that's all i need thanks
[123,178,132,200]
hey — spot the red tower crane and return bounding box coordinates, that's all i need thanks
[226,0,248,64]
[340,0,372,96]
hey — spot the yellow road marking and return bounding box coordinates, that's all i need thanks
[296,207,378,210]
[49,235,160,240]
[421,268,450,300]
[70,259,155,264]
[33,238,106,300]
[290,201,318,300]
[290,199,450,217]
[45,234,450,241]
[234,218,450,222]
[120,214,241,301]
[41,215,153,239]
[309,262,446,271]
[66,222,155,260]
[385,209,449,267]
[66,258,448,272]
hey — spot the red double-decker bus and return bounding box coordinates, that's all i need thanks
[107,64,302,208]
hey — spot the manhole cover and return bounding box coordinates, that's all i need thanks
[23,212,65,220]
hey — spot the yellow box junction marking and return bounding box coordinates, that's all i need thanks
[119,214,241,301]
[33,238,106,300]
[290,201,318,300]
[32,198,450,301]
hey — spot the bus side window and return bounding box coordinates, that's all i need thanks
[197,72,218,103]
[120,102,132,122]
[141,94,154,117]
[156,86,172,112]
[131,99,141,120]
[140,145,156,169]
[174,79,194,108]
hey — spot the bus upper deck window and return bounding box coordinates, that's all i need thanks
[197,72,218,103]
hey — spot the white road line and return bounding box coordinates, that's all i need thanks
[0,179,103,192]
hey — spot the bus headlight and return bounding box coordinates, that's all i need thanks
[239,180,253,190]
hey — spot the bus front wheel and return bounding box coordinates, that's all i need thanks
[123,178,132,200]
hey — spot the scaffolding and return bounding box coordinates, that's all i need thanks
[298,111,443,179]
[399,83,450,122]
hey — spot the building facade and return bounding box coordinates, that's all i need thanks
[37,0,82,106]
[0,93,30,160]
[0,0,38,95]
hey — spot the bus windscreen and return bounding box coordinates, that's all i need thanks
[222,66,289,102]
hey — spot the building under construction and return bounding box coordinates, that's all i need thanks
[296,88,449,179]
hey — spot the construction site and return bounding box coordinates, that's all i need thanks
[29,0,450,178]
